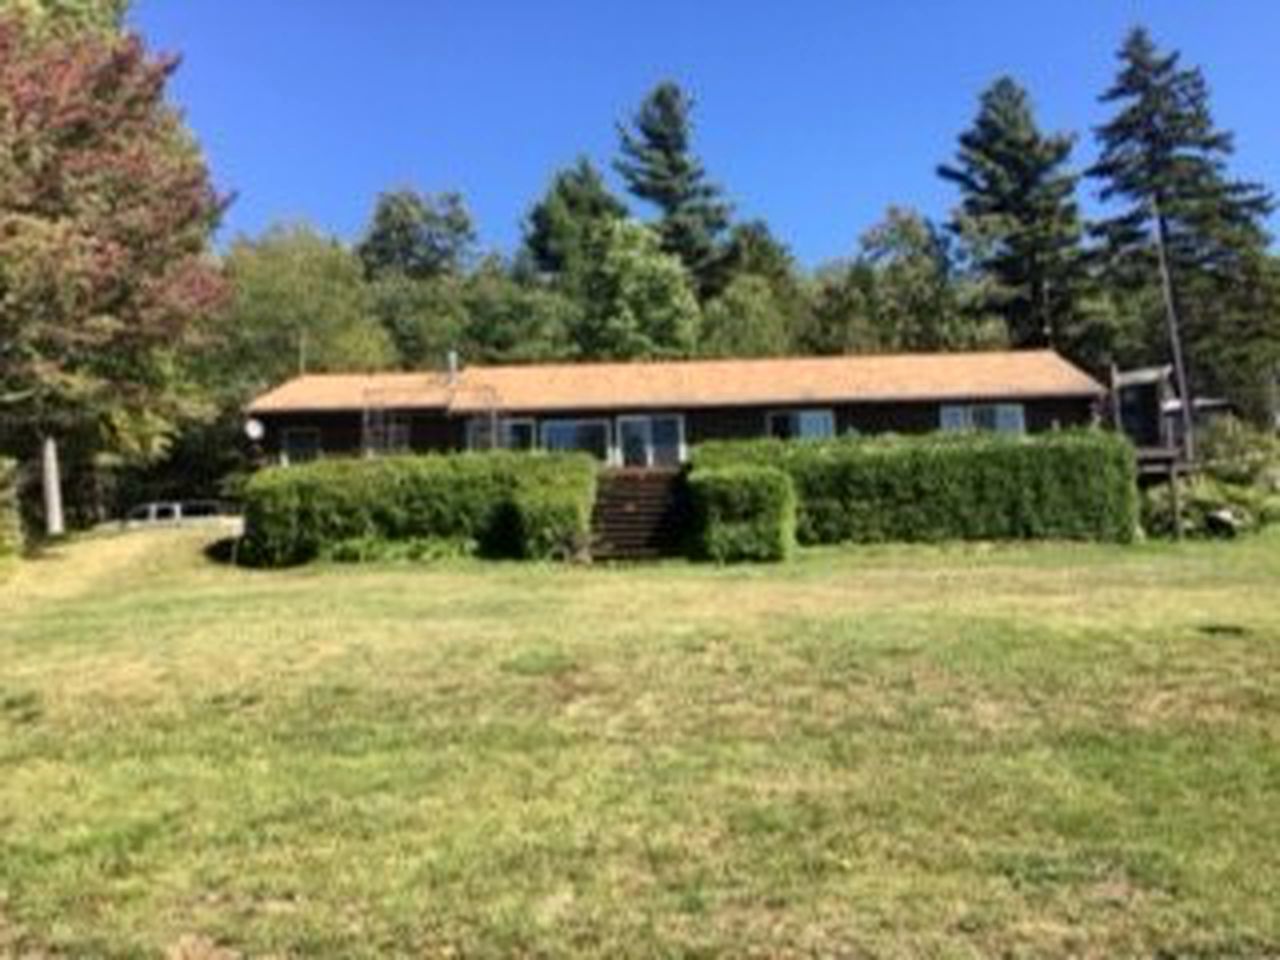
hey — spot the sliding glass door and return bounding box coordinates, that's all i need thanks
[617,415,685,467]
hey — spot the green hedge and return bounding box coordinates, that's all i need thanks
[688,466,796,563]
[0,458,20,559]
[241,452,597,567]
[691,431,1138,545]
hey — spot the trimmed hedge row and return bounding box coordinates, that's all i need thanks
[240,452,597,566]
[0,458,20,559]
[691,430,1139,545]
[688,466,796,563]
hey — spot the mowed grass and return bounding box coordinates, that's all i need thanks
[1,530,1279,957]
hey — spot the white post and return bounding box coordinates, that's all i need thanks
[41,435,65,538]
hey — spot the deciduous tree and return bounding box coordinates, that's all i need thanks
[571,220,701,359]
[0,15,227,531]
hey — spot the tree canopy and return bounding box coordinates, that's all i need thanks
[0,14,226,458]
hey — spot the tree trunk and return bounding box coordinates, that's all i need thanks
[41,435,65,538]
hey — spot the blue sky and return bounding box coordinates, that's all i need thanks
[131,1,1279,266]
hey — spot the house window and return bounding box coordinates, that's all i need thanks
[281,428,321,465]
[468,417,537,451]
[363,411,411,455]
[502,418,536,451]
[767,409,835,441]
[541,419,611,461]
[940,403,1026,434]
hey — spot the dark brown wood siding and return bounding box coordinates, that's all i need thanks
[255,395,1098,460]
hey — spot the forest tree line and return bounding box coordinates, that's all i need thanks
[1,0,1278,523]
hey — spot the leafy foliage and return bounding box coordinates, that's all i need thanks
[214,224,394,394]
[240,452,597,567]
[356,189,476,281]
[1142,476,1271,539]
[700,275,792,358]
[0,15,227,457]
[1,0,126,36]
[688,465,796,563]
[572,219,701,359]
[692,431,1139,545]
[0,457,21,557]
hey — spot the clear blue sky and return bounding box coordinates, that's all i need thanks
[130,1,1279,266]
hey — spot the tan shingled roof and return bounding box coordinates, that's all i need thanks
[449,350,1102,413]
[247,350,1103,415]
[247,372,452,413]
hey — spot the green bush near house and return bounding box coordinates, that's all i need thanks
[240,452,597,567]
[0,458,21,559]
[688,465,796,563]
[691,430,1139,545]
[1142,475,1273,539]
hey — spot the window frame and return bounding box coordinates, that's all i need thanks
[616,413,687,467]
[939,403,1027,435]
[766,408,836,441]
[540,418,613,462]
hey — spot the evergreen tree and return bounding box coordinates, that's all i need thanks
[1089,27,1275,414]
[521,157,627,279]
[938,77,1091,358]
[356,189,476,281]
[615,81,731,297]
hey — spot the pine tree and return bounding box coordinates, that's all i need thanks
[938,77,1090,358]
[521,157,627,278]
[615,81,731,297]
[1089,27,1275,417]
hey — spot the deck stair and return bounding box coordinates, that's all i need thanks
[591,468,687,560]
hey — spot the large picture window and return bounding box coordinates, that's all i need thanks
[940,403,1026,434]
[767,409,835,441]
[541,419,611,461]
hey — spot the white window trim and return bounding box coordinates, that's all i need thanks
[280,427,322,466]
[766,408,836,440]
[616,413,688,467]
[540,418,614,462]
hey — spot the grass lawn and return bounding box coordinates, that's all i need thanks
[1,529,1279,957]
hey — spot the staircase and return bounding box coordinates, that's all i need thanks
[591,468,687,560]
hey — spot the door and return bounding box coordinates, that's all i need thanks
[617,415,685,468]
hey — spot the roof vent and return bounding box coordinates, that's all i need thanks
[447,349,460,386]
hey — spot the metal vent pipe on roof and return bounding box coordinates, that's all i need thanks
[447,349,459,385]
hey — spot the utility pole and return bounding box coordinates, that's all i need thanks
[1151,195,1196,463]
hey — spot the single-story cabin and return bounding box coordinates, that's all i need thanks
[245,349,1105,467]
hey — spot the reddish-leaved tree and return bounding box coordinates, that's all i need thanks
[0,13,228,532]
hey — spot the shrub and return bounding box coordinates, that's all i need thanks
[691,430,1139,545]
[0,458,21,559]
[1199,416,1280,487]
[1142,476,1270,539]
[240,452,597,567]
[688,466,796,562]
